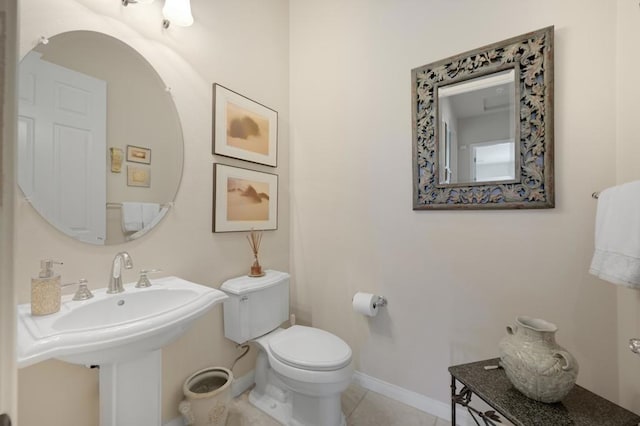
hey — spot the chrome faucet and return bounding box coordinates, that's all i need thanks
[108,252,133,294]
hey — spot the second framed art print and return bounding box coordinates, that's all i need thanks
[213,163,278,232]
[212,84,278,167]
[126,145,151,164]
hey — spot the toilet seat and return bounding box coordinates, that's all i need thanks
[268,325,352,371]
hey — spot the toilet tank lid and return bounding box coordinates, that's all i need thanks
[220,270,290,295]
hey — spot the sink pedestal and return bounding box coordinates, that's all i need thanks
[99,350,162,426]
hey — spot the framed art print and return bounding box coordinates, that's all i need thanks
[126,145,151,164]
[212,84,278,167]
[127,165,151,187]
[213,163,278,232]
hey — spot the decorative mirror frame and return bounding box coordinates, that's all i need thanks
[411,26,554,210]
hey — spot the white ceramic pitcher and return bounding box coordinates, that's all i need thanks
[498,316,578,403]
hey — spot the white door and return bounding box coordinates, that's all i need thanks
[1,2,17,422]
[18,51,107,244]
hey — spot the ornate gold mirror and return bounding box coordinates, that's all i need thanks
[412,27,554,209]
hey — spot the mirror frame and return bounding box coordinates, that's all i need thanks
[411,26,554,210]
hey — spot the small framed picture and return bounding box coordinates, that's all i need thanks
[126,145,152,164]
[213,163,278,232]
[212,84,278,167]
[127,165,151,187]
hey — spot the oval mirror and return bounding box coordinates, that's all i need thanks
[17,31,184,245]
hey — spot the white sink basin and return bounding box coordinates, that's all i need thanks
[17,276,228,367]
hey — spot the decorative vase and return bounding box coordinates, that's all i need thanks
[247,230,264,277]
[498,316,578,403]
[178,367,233,426]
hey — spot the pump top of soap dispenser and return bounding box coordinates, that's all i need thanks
[39,260,63,278]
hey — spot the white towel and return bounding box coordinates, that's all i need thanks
[121,202,144,232]
[127,207,169,241]
[141,203,161,229]
[589,180,640,288]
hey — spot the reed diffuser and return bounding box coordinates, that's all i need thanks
[247,229,265,277]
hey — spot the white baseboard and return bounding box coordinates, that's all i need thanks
[353,371,474,426]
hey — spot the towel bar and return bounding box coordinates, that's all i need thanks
[106,202,173,209]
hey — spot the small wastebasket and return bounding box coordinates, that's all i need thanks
[178,367,233,426]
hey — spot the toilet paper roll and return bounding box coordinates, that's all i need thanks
[352,292,379,317]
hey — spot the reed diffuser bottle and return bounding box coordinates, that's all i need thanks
[247,229,264,277]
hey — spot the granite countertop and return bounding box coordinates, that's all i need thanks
[449,358,640,426]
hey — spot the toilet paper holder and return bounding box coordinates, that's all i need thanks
[373,296,387,309]
[352,292,388,317]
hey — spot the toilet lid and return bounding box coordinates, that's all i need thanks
[268,326,352,371]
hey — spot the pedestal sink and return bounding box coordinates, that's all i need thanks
[17,276,228,426]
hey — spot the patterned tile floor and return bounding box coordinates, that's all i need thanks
[226,383,451,426]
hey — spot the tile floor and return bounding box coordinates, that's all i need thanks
[226,383,452,426]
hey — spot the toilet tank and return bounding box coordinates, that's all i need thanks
[220,270,290,344]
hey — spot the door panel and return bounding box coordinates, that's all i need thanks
[18,51,107,244]
[54,124,103,238]
[0,1,18,421]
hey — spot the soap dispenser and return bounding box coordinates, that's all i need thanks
[31,260,62,316]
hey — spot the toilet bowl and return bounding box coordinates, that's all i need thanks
[220,271,353,426]
[252,326,353,425]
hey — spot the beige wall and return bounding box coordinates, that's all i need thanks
[1,0,17,421]
[290,0,621,408]
[615,0,640,413]
[16,1,289,425]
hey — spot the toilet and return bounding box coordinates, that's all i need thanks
[221,270,353,426]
